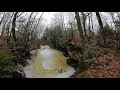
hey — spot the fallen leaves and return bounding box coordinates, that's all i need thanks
[87,48,120,78]
[0,37,8,53]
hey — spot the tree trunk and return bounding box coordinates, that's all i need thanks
[91,13,94,31]
[11,12,18,42]
[11,12,21,63]
[75,12,85,72]
[6,13,14,44]
[88,16,91,37]
[96,12,106,45]
[75,12,85,48]
[69,22,74,38]
[0,12,9,36]
[81,12,87,37]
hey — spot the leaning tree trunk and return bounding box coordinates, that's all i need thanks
[96,12,106,45]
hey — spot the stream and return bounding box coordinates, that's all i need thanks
[23,45,75,78]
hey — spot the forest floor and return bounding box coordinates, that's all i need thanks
[0,37,9,53]
[1,37,120,78]
[71,38,120,78]
[87,48,120,78]
[0,37,23,78]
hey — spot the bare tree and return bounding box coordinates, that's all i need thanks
[0,12,5,26]
[75,12,85,72]
[6,13,14,44]
[0,12,11,36]
[32,12,44,31]
[115,12,120,48]
[75,12,85,48]
[96,12,106,45]
[109,12,119,39]
[81,12,87,37]
[11,12,19,42]
[65,12,76,39]
[81,12,91,38]
[91,13,94,32]
[88,15,91,37]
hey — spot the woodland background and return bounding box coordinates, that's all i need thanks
[0,12,120,78]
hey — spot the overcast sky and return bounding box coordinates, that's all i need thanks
[18,12,116,35]
[0,12,115,32]
[38,12,114,28]
[0,12,117,38]
[22,12,57,26]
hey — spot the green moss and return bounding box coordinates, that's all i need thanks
[79,71,89,78]
[0,50,18,78]
[0,51,15,65]
[3,65,17,72]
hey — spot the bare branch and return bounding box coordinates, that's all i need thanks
[16,12,24,18]
[32,12,44,31]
